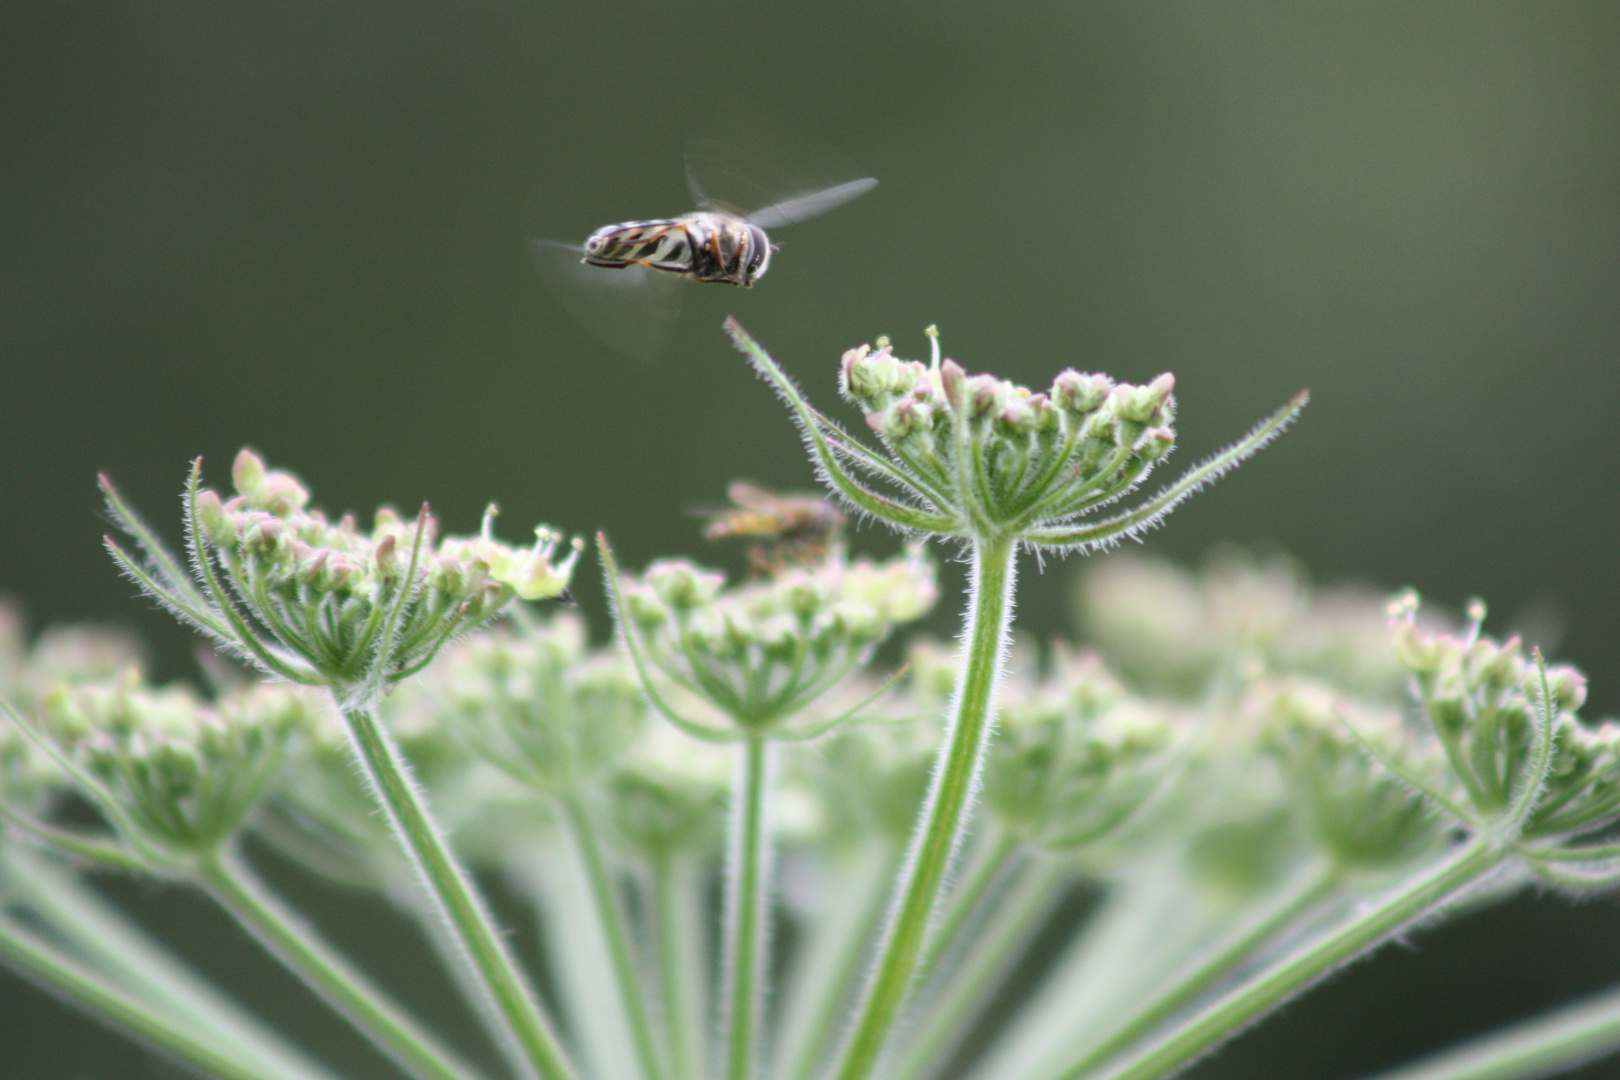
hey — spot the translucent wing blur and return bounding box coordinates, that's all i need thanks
[745,178,878,230]
[684,142,875,228]
[528,238,682,365]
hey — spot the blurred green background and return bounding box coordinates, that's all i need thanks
[2,3,1618,1078]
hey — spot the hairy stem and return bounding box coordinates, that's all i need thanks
[560,793,666,1080]
[831,535,1019,1080]
[1088,839,1505,1080]
[720,734,772,1080]
[197,849,485,1080]
[337,698,576,1080]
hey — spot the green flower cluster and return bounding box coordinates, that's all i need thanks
[104,449,581,696]
[842,341,1176,541]
[614,542,937,737]
[40,675,316,862]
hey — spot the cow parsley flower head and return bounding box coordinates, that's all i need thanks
[101,450,581,700]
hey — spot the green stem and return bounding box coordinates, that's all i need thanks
[831,535,1019,1080]
[560,794,666,1080]
[2,847,336,1080]
[651,852,710,1080]
[721,734,772,1080]
[889,858,1065,1080]
[337,699,576,1080]
[1046,860,1342,1080]
[775,843,896,1080]
[1087,839,1506,1080]
[1358,979,1620,1080]
[197,849,485,1080]
[0,910,282,1080]
[914,828,1021,991]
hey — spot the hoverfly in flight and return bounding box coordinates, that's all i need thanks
[698,481,846,576]
[533,144,876,360]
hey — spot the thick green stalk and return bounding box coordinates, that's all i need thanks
[0,911,283,1080]
[1088,839,1506,1080]
[889,859,1065,1080]
[3,847,336,1080]
[652,852,711,1080]
[1046,860,1341,1080]
[559,794,666,1080]
[721,734,772,1080]
[1358,979,1620,1080]
[338,699,576,1080]
[197,850,485,1080]
[831,536,1019,1080]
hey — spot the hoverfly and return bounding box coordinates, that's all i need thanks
[533,144,876,360]
[698,482,846,576]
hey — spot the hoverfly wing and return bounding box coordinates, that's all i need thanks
[684,140,875,228]
[528,238,682,365]
[725,481,782,511]
[744,177,877,230]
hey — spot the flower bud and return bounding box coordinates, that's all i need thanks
[194,489,235,544]
[1051,370,1113,415]
[646,560,725,611]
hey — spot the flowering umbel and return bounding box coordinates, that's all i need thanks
[605,540,937,739]
[37,674,316,864]
[100,450,581,698]
[727,320,1307,549]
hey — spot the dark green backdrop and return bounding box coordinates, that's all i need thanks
[3,4,1618,1078]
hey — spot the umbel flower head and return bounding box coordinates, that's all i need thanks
[726,319,1307,550]
[33,673,316,865]
[982,649,1182,851]
[100,450,582,699]
[1382,593,1617,848]
[604,539,937,740]
[1254,678,1444,868]
[439,611,646,795]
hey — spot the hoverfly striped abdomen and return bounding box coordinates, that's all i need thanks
[582,220,692,274]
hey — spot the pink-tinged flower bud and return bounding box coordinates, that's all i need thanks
[1027,394,1059,433]
[232,449,267,499]
[841,344,920,405]
[257,473,310,516]
[1051,370,1113,415]
[995,395,1034,435]
[194,489,235,544]
[839,344,870,399]
[940,358,966,410]
[374,533,401,579]
[887,398,936,440]
[964,375,1006,419]
[1113,374,1177,425]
